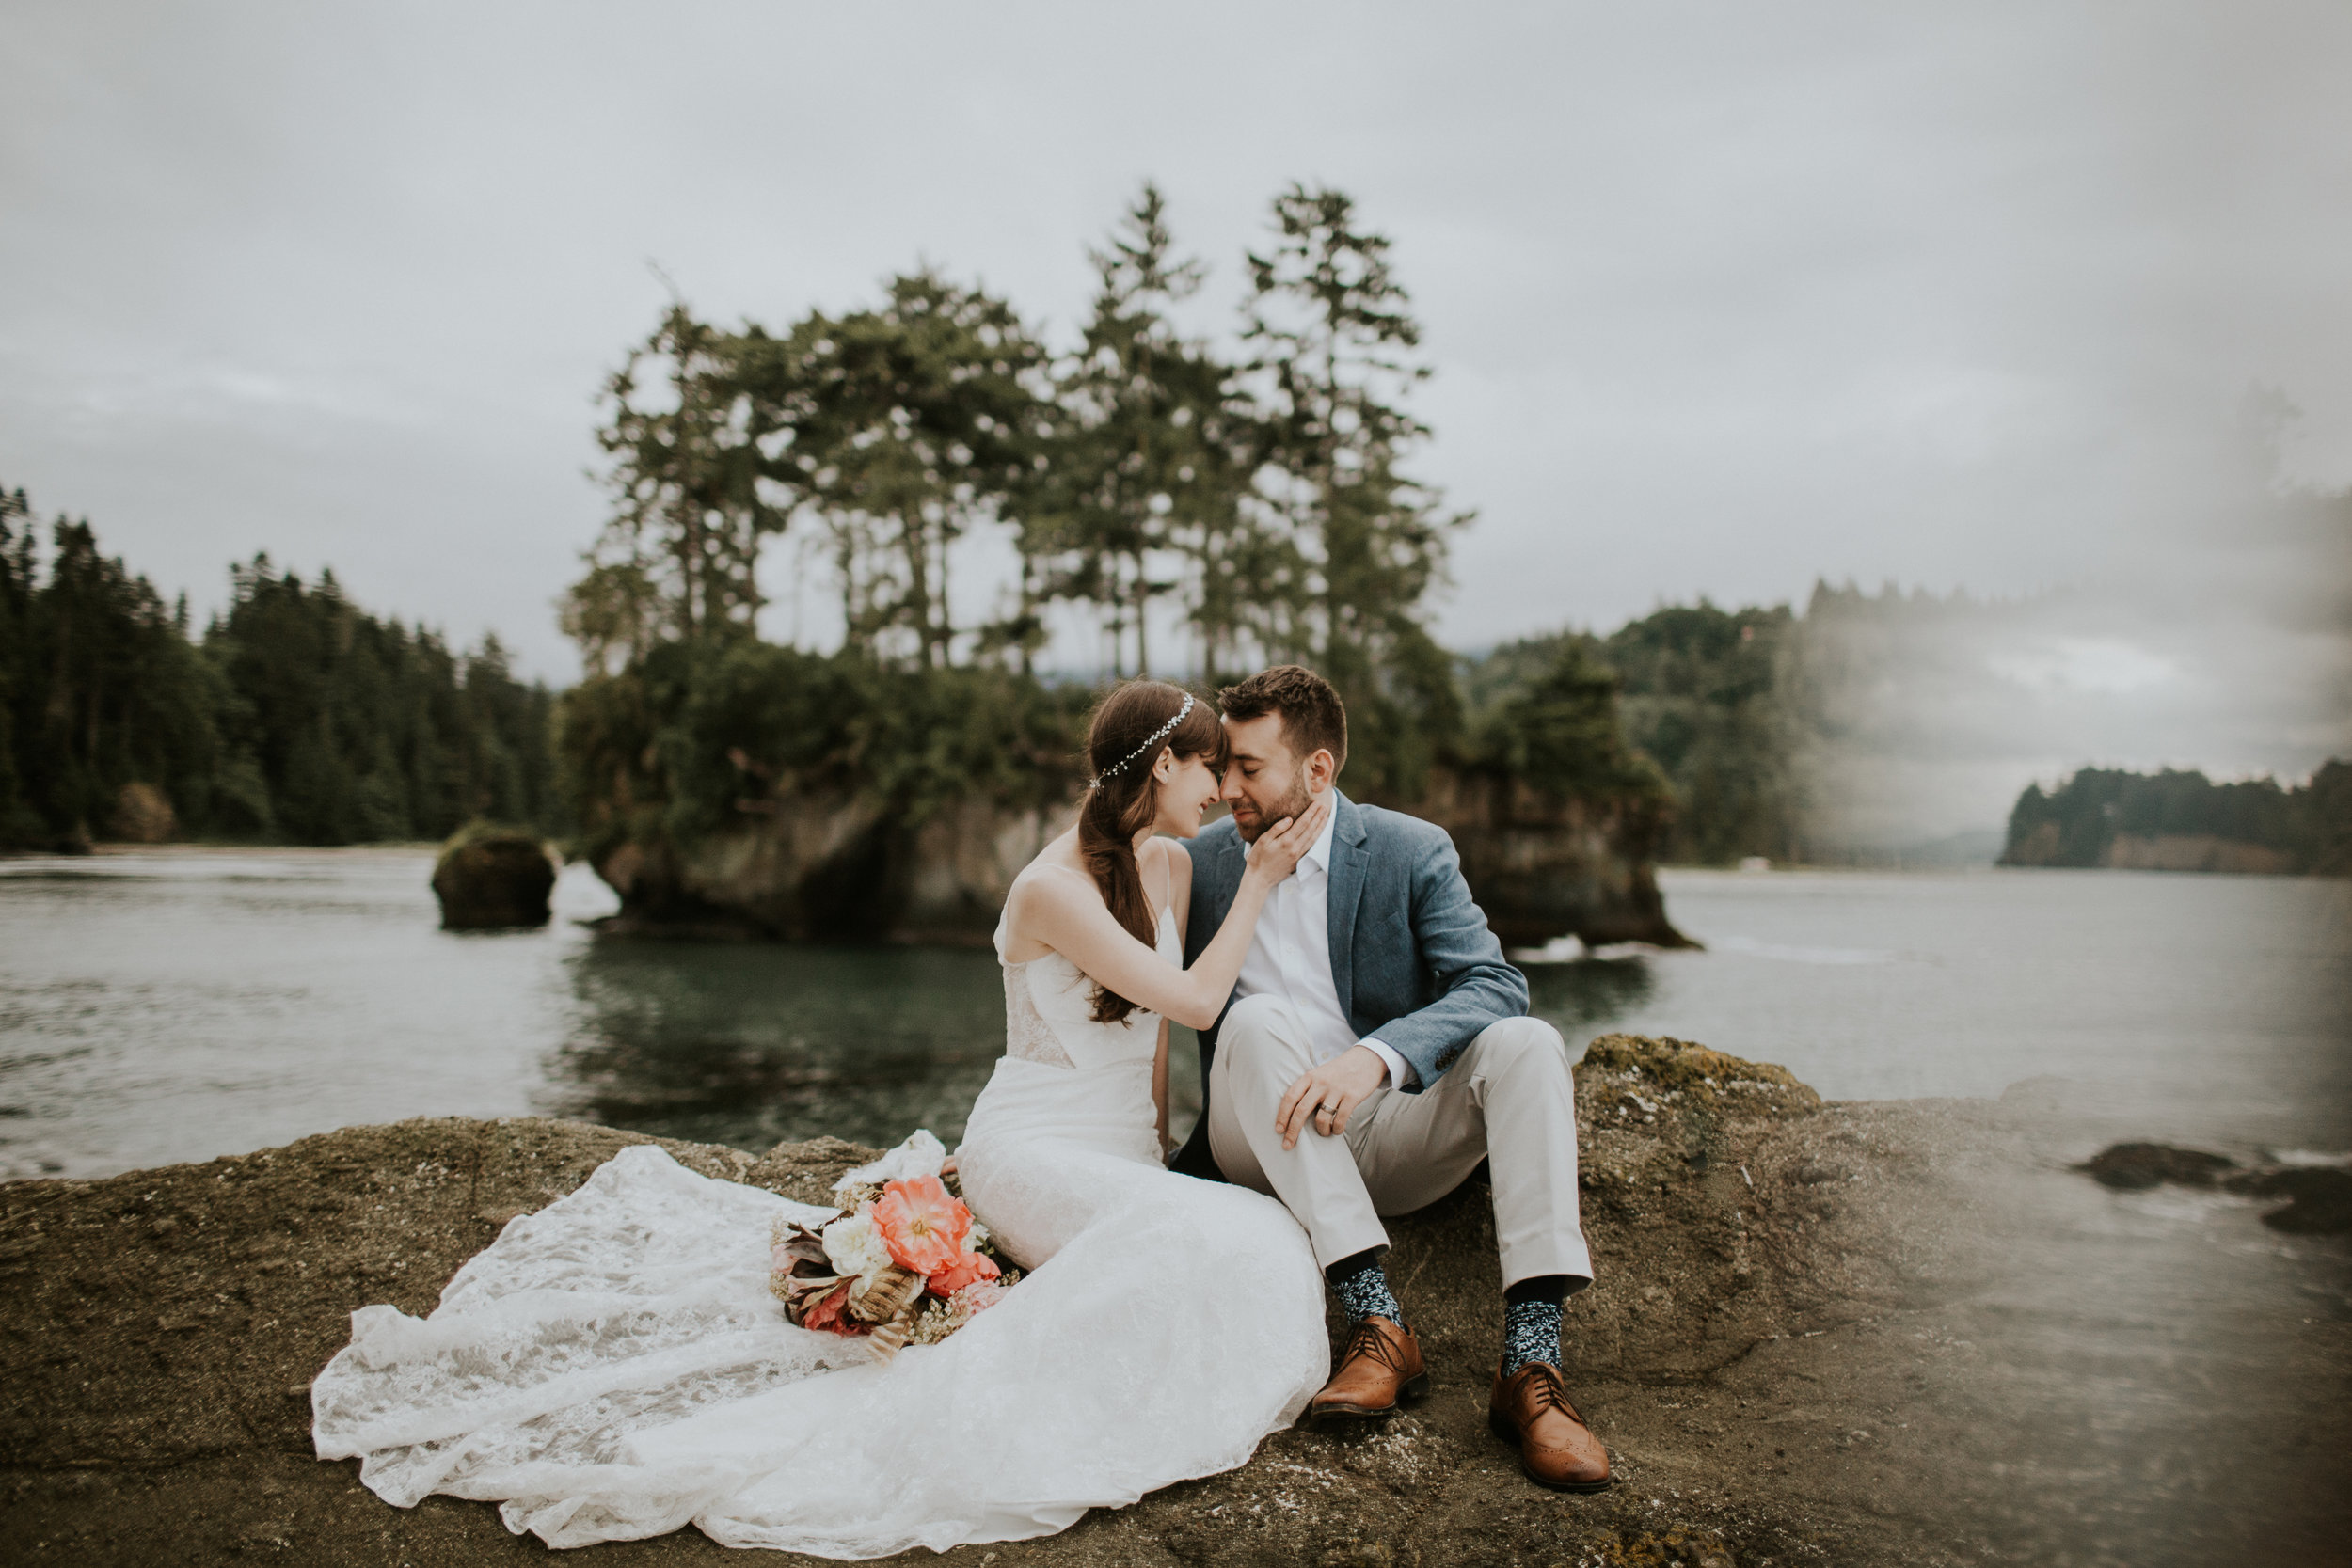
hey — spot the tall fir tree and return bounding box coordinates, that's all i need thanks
[736,272,1048,667]
[1033,183,1249,678]
[565,304,787,673]
[1239,184,1463,792]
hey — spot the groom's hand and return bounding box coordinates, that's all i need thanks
[1276,1046,1389,1150]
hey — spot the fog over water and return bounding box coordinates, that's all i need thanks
[1787,429,2352,847]
[5,3,2348,815]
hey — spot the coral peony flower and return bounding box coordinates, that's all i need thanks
[800,1279,864,1337]
[871,1176,970,1276]
[926,1248,1001,1297]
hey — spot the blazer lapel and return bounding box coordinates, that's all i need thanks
[1326,793,1371,1025]
[1215,831,1247,934]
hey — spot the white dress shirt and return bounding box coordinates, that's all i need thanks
[1232,797,1415,1089]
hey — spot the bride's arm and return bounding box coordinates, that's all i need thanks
[1009,798,1328,1031]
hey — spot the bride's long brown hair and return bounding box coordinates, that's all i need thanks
[1077,680,1226,1024]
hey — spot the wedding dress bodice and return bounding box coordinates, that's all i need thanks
[995,902,1177,1072]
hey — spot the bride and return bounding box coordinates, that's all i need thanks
[311,681,1333,1557]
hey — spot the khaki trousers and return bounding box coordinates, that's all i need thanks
[1205,994,1594,1292]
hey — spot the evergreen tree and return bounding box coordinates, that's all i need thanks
[0,486,568,851]
[565,304,787,673]
[0,514,219,847]
[739,272,1048,667]
[0,487,31,839]
[1033,183,1248,677]
[1999,763,2348,870]
[205,559,560,844]
[1598,603,1803,863]
[1238,184,1463,792]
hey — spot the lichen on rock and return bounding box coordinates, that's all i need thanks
[1582,1033,1819,1109]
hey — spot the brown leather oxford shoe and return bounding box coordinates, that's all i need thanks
[1488,1362,1611,1492]
[1308,1317,1429,1423]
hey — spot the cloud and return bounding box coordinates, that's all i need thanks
[2,0,2347,713]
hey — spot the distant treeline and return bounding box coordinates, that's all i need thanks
[2001,763,2350,875]
[1467,586,1934,865]
[0,490,559,850]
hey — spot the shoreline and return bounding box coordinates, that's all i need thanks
[0,842,447,862]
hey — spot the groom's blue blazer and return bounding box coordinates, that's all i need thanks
[1168,791,1530,1181]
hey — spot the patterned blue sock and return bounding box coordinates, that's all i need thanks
[1325,1249,1403,1324]
[1501,1295,1564,1378]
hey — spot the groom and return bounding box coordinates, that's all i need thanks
[1170,666,1609,1493]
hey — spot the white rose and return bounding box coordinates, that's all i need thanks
[821,1209,892,1291]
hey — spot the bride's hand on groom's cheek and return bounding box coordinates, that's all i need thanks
[1274,1045,1387,1150]
[1244,797,1331,883]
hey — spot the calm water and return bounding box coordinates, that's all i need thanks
[1,851,2345,1178]
[5,849,2345,1561]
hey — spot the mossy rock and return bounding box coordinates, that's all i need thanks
[1582,1032,1820,1110]
[430,821,556,929]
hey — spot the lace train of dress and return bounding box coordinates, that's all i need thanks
[311,907,1328,1558]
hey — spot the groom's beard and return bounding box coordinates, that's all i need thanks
[1232,780,1314,844]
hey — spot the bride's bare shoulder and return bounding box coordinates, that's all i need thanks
[1006,859,1101,924]
[1003,861,1101,963]
[1009,862,1078,899]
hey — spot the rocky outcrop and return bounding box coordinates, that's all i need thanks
[592,794,1075,944]
[0,1037,1936,1566]
[1409,769,1692,947]
[2008,826,2298,875]
[2077,1140,2352,1233]
[430,823,557,929]
[591,776,1682,948]
[8,1043,2343,1565]
[2099,833,2295,875]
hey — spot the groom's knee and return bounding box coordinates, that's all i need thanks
[1217,995,1312,1093]
[1472,1017,1573,1087]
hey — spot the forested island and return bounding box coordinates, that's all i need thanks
[9,181,2343,925]
[2001,762,2350,875]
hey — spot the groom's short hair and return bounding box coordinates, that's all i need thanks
[1218,665,1347,771]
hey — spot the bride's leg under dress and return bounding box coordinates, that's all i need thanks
[313,1139,1326,1560]
[646,1137,1327,1555]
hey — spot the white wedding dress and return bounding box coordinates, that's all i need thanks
[311,898,1328,1558]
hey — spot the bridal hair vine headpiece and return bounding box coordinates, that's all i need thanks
[1088,694,1195,788]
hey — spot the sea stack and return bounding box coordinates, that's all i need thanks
[431,822,557,929]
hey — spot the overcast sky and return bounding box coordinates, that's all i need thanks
[6,1,2348,784]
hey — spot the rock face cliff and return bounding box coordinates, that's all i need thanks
[592,793,1075,944]
[2000,822,2297,875]
[1409,770,1691,948]
[590,772,1685,948]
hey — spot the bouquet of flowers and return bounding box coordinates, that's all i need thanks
[770,1133,1017,1363]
